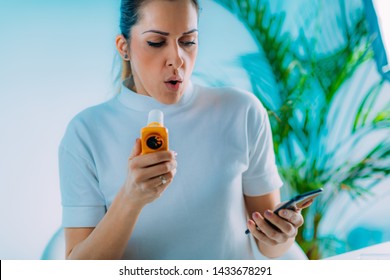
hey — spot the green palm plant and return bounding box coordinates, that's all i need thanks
[216,0,390,259]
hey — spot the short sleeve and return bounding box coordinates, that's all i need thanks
[59,146,106,228]
[242,102,283,196]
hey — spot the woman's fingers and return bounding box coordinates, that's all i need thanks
[247,220,278,246]
[277,209,304,228]
[128,148,177,183]
[138,158,177,181]
[130,158,177,186]
[250,212,289,244]
[299,199,313,209]
[129,138,142,160]
[147,169,177,190]
[264,210,297,238]
[131,150,177,169]
[249,210,302,244]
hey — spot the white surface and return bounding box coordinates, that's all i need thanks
[325,241,390,260]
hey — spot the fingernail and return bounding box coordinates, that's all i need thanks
[280,210,288,217]
[252,212,260,219]
[265,210,272,217]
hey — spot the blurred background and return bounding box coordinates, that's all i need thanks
[0,0,389,260]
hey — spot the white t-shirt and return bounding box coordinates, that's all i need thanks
[59,79,283,259]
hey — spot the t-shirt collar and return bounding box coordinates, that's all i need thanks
[117,77,195,112]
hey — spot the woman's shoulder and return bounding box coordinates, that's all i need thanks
[195,83,265,111]
[63,98,117,136]
[59,98,119,153]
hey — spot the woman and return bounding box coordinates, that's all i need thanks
[59,0,308,260]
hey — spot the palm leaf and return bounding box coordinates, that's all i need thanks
[216,0,390,259]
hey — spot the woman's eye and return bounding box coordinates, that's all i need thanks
[180,41,196,47]
[147,41,165,48]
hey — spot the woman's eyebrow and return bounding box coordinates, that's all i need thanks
[183,29,198,35]
[142,29,198,36]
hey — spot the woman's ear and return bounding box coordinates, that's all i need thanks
[115,34,130,60]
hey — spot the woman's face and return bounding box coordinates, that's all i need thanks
[129,0,198,104]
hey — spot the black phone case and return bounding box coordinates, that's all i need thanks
[273,188,323,215]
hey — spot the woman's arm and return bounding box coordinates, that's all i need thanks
[244,189,303,258]
[65,188,143,259]
[65,139,177,259]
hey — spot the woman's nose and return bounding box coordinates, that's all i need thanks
[166,43,184,69]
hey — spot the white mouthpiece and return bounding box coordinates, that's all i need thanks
[148,109,164,125]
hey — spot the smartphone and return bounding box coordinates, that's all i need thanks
[245,188,323,234]
[273,188,323,215]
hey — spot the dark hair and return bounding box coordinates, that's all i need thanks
[119,0,200,80]
[120,0,200,39]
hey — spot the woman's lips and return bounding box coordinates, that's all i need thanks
[164,81,182,91]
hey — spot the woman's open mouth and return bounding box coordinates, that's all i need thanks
[164,80,182,91]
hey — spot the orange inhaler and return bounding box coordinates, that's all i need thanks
[140,109,169,155]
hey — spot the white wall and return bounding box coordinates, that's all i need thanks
[0,0,120,259]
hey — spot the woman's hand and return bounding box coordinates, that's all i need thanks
[247,200,312,247]
[123,138,177,208]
